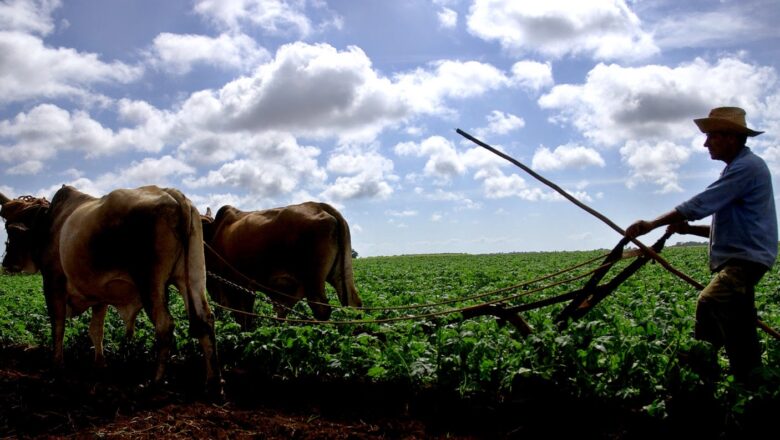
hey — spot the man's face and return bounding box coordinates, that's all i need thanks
[704,131,740,163]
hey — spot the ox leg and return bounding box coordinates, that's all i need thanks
[89,305,108,368]
[144,297,174,385]
[305,281,332,321]
[328,270,361,308]
[269,275,302,320]
[43,283,68,369]
[153,312,174,384]
[51,311,67,368]
[176,280,223,397]
[206,277,229,311]
[211,277,256,329]
[195,323,221,397]
[327,275,346,307]
[233,292,256,330]
[272,301,290,318]
[116,301,142,341]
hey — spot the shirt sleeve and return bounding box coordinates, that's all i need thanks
[675,159,754,221]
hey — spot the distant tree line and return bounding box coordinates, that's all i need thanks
[671,241,707,247]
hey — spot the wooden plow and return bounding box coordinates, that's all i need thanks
[456,129,780,340]
[461,232,672,336]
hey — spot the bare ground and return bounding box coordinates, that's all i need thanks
[1,344,769,439]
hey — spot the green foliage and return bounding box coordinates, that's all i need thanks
[0,273,49,345]
[1,246,778,431]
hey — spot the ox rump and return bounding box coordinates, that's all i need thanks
[0,185,222,395]
[201,202,362,326]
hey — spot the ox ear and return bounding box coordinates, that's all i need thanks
[0,191,9,206]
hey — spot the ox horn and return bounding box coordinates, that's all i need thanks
[0,191,9,205]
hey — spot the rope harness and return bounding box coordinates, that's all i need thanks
[203,235,658,330]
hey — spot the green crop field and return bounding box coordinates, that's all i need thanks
[1,245,779,432]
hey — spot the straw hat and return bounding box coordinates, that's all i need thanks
[694,106,763,137]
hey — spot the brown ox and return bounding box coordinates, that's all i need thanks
[0,186,222,394]
[201,202,362,326]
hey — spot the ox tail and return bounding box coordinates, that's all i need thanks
[165,188,222,393]
[164,189,211,329]
[319,203,362,308]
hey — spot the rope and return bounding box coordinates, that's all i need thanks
[205,240,622,313]
[206,270,310,319]
[207,256,633,325]
[353,251,612,312]
[203,242,306,318]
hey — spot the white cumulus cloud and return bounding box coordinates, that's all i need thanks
[394,59,510,116]
[539,57,777,147]
[437,7,457,29]
[395,136,467,184]
[532,144,605,171]
[0,0,61,35]
[184,134,326,198]
[467,0,658,61]
[620,140,691,193]
[180,42,408,143]
[0,31,142,105]
[147,32,270,74]
[0,104,124,164]
[511,60,554,92]
[321,150,397,201]
[482,110,525,136]
[194,0,314,36]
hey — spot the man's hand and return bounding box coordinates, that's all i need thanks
[625,220,654,239]
[625,210,686,240]
[666,221,690,235]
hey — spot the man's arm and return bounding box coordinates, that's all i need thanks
[667,221,710,238]
[625,209,686,239]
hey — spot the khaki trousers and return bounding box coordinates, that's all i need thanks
[696,260,767,382]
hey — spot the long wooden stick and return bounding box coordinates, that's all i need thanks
[457,128,702,288]
[456,128,780,340]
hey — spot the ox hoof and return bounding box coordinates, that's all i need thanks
[139,378,169,392]
[137,380,172,402]
[45,366,66,384]
[206,378,226,402]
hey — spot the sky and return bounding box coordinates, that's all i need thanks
[1,0,780,257]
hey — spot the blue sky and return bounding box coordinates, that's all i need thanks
[1,0,780,257]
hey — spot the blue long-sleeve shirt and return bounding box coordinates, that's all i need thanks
[675,147,777,271]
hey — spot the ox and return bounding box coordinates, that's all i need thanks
[0,186,222,394]
[201,202,362,326]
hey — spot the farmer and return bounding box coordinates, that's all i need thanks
[625,106,777,384]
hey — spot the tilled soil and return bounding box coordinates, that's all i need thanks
[0,344,444,439]
[1,344,758,439]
